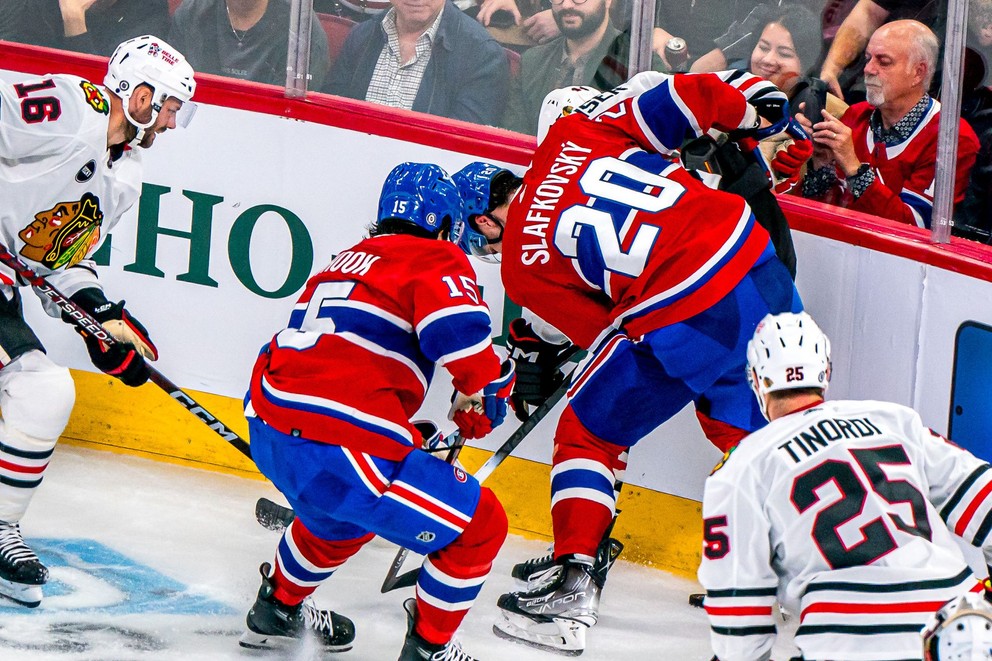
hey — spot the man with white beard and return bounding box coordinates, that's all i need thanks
[797,20,980,229]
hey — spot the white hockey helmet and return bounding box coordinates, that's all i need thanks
[923,592,992,661]
[746,311,831,419]
[536,85,599,144]
[104,35,197,132]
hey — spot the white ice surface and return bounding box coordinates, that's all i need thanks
[7,446,800,661]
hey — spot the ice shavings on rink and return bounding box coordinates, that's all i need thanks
[11,445,799,660]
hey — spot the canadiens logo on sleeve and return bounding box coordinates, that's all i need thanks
[79,81,109,115]
[19,192,104,270]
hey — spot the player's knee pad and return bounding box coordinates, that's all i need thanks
[0,350,75,441]
[446,487,507,567]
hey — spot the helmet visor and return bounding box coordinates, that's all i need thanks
[176,100,197,128]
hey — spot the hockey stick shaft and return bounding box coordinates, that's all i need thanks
[0,243,252,459]
[472,358,577,485]
[380,360,581,592]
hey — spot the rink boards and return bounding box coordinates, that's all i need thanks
[4,46,992,578]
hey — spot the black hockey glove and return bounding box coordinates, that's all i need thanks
[728,78,790,142]
[66,288,158,387]
[506,317,573,422]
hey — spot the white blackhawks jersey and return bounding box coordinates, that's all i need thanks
[0,73,143,308]
[699,399,992,661]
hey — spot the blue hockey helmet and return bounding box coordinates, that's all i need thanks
[377,163,464,237]
[451,161,514,263]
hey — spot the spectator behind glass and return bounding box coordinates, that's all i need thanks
[739,5,842,194]
[743,4,820,91]
[501,0,618,134]
[649,1,822,74]
[799,20,979,229]
[818,0,940,102]
[323,0,510,126]
[7,0,170,57]
[170,0,330,88]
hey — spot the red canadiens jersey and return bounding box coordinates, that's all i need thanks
[249,234,503,460]
[820,99,979,228]
[699,400,992,661]
[501,71,771,349]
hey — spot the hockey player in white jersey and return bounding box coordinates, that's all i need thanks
[699,311,992,661]
[0,35,195,607]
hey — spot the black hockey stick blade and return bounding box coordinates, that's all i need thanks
[0,242,252,459]
[689,592,705,608]
[255,497,296,531]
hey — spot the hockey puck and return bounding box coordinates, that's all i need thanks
[688,592,705,608]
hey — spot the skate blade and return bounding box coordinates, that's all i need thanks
[0,579,42,608]
[238,629,353,654]
[493,610,587,656]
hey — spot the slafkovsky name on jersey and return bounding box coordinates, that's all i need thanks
[519,141,592,267]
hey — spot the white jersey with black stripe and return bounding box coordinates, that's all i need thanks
[698,399,991,661]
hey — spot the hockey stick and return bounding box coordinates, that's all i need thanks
[380,357,581,592]
[379,431,467,593]
[0,242,251,459]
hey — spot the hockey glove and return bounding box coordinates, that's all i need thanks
[67,288,158,387]
[506,317,573,422]
[449,359,516,439]
[727,78,791,144]
[751,87,791,140]
[771,121,813,195]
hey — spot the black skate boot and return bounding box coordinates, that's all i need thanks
[512,536,624,589]
[510,545,554,584]
[239,562,355,653]
[0,521,47,608]
[494,556,603,656]
[398,598,478,661]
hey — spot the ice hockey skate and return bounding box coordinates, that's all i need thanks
[0,521,47,608]
[239,563,355,653]
[512,536,624,589]
[494,555,603,656]
[398,598,478,661]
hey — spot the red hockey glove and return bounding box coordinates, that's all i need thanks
[450,359,516,439]
[771,121,813,195]
[67,288,158,387]
[506,318,573,422]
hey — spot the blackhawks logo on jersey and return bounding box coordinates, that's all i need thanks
[79,80,109,115]
[19,192,104,270]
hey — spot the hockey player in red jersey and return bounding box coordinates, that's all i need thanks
[453,72,805,654]
[241,162,515,660]
[701,312,992,661]
[0,35,195,608]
